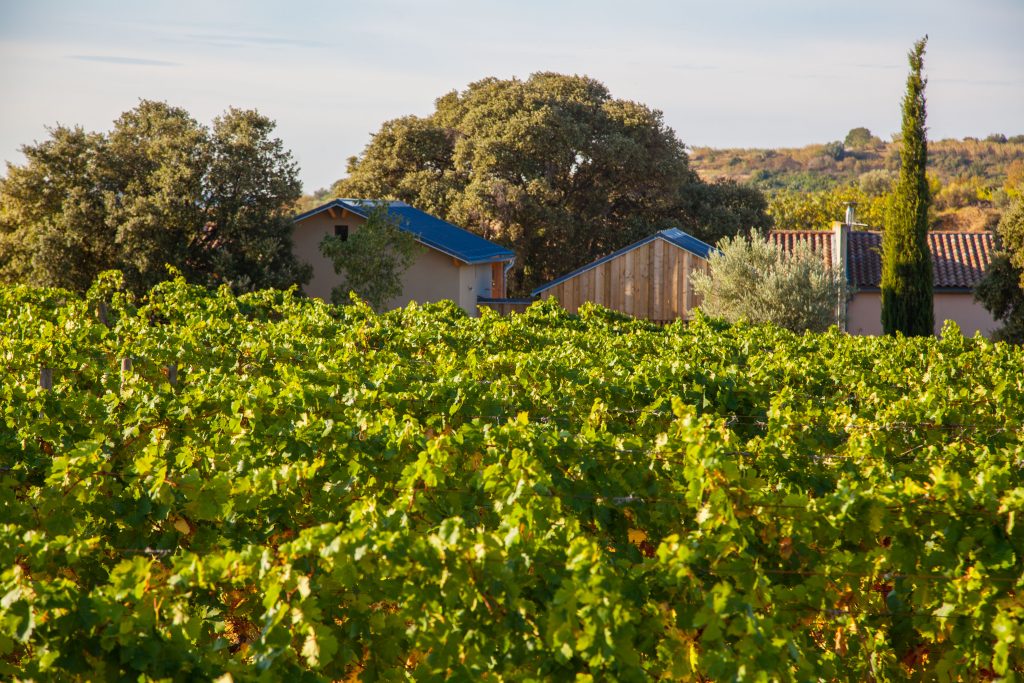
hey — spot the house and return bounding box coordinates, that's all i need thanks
[768,225,998,337]
[292,199,515,315]
[530,221,998,336]
[530,228,716,323]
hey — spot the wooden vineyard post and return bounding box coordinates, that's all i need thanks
[120,357,132,391]
[39,366,53,391]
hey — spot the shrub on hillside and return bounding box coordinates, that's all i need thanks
[858,169,896,197]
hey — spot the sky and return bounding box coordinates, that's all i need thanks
[1,0,1022,192]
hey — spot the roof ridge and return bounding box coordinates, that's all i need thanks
[293,199,513,264]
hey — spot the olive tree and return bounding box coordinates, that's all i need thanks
[692,233,846,333]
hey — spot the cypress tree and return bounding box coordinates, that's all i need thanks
[881,37,934,335]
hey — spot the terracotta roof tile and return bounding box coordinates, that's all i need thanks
[768,230,995,290]
[847,232,882,288]
[847,231,994,289]
[766,230,833,269]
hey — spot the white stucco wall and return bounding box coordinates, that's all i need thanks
[847,291,999,338]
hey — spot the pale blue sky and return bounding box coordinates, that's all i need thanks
[1,0,1022,191]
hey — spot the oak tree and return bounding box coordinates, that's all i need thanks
[334,73,769,293]
[0,101,309,294]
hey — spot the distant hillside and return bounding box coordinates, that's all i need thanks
[690,135,1024,190]
[691,134,1024,232]
[297,135,1024,233]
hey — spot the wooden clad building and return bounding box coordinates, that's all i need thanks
[531,228,716,323]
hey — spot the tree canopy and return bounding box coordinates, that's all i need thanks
[975,198,1024,342]
[333,73,769,293]
[0,100,310,294]
[319,203,417,311]
[844,127,881,149]
[768,184,890,231]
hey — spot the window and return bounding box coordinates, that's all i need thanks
[334,225,349,241]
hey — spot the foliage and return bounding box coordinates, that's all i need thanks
[691,232,845,332]
[691,137,1024,192]
[882,37,934,336]
[0,100,309,295]
[1005,160,1024,202]
[333,72,769,293]
[0,126,115,292]
[858,169,896,197]
[319,203,417,311]
[768,185,888,231]
[3,276,1024,680]
[821,140,845,161]
[974,254,1024,343]
[685,178,769,239]
[692,136,1024,236]
[1000,197,1024,276]
[844,127,881,149]
[976,199,1024,343]
[749,169,837,193]
[933,176,992,212]
[292,187,334,214]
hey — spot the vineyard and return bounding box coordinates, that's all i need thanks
[2,273,1024,680]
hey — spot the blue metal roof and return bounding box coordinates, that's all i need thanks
[293,199,515,265]
[531,228,718,296]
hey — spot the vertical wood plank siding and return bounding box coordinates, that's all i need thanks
[540,239,709,323]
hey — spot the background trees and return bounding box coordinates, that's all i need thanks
[334,73,769,293]
[844,127,882,149]
[768,185,890,231]
[689,136,1019,235]
[0,101,309,294]
[881,37,933,336]
[691,233,845,333]
[975,198,1024,342]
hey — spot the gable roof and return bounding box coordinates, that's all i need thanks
[293,199,514,265]
[768,229,995,290]
[847,231,995,290]
[531,228,717,296]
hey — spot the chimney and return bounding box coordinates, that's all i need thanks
[844,201,857,227]
[832,216,850,332]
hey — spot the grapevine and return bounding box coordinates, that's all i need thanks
[2,273,1023,680]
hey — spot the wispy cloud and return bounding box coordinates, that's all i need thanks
[173,32,328,49]
[66,54,178,66]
